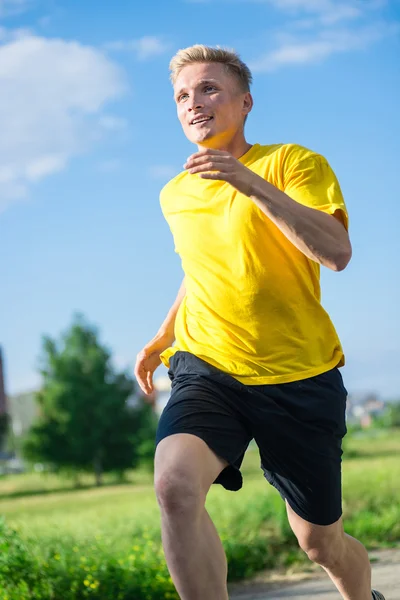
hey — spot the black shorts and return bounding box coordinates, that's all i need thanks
[156,351,348,526]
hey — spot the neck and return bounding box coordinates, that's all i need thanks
[197,131,252,159]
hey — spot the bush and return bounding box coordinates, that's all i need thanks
[0,518,52,599]
[0,519,178,600]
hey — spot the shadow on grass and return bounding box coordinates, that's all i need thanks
[1,442,398,501]
[343,448,400,461]
[0,479,144,501]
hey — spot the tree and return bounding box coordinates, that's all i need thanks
[387,401,400,428]
[23,314,156,485]
[0,413,9,452]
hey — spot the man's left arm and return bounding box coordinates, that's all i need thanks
[248,175,352,271]
[184,149,352,272]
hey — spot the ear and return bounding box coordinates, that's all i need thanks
[242,92,253,116]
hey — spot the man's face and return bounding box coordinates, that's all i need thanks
[173,62,252,147]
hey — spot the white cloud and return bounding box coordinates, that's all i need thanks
[267,0,390,26]
[25,155,66,182]
[0,0,32,17]
[37,15,52,28]
[183,0,388,27]
[268,0,353,14]
[0,26,33,41]
[319,5,361,26]
[105,36,169,61]
[97,115,127,132]
[0,32,127,212]
[250,21,399,72]
[244,0,397,73]
[148,165,179,180]
[97,159,121,173]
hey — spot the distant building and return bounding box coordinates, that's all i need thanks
[126,375,171,415]
[154,376,172,415]
[8,390,39,437]
[346,392,386,427]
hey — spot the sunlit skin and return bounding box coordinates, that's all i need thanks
[173,62,253,158]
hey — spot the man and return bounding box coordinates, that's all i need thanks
[134,45,385,600]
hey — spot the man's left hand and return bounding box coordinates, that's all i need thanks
[184,149,259,197]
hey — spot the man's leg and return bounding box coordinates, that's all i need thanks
[286,502,372,600]
[154,433,229,600]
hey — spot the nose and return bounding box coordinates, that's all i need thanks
[187,95,204,112]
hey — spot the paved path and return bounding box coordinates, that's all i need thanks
[230,549,399,599]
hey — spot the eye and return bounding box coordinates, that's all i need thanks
[178,93,189,102]
[204,85,217,93]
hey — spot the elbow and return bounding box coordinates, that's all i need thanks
[331,244,352,272]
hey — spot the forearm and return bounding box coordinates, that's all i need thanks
[156,277,186,341]
[249,177,352,271]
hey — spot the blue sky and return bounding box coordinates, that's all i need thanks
[1,0,399,399]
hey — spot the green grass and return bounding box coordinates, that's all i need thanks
[0,430,399,599]
[0,468,152,500]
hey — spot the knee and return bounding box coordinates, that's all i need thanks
[299,533,343,569]
[154,470,204,518]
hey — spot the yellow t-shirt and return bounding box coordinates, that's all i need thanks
[159,143,348,384]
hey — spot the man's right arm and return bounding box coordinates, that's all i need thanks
[156,276,186,344]
[134,277,186,395]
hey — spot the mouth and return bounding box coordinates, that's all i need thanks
[190,116,213,126]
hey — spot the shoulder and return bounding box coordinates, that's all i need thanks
[274,144,335,185]
[252,142,321,158]
[249,143,329,188]
[251,142,328,171]
[277,143,326,166]
[160,170,190,205]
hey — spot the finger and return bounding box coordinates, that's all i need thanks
[134,357,145,380]
[137,376,149,395]
[134,362,150,394]
[136,377,148,395]
[185,155,231,169]
[199,172,227,181]
[188,149,229,160]
[146,371,153,393]
[187,162,231,175]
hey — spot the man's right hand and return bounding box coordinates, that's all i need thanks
[134,334,173,396]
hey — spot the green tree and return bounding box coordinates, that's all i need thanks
[386,401,400,428]
[0,413,9,452]
[23,314,156,485]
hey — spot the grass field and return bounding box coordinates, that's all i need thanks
[0,429,399,599]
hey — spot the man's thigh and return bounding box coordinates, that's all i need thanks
[156,351,253,492]
[249,368,347,526]
[155,433,229,502]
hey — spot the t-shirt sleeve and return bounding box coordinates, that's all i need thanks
[283,153,349,230]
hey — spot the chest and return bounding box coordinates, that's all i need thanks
[166,180,273,259]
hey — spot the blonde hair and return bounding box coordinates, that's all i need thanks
[169,45,252,92]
